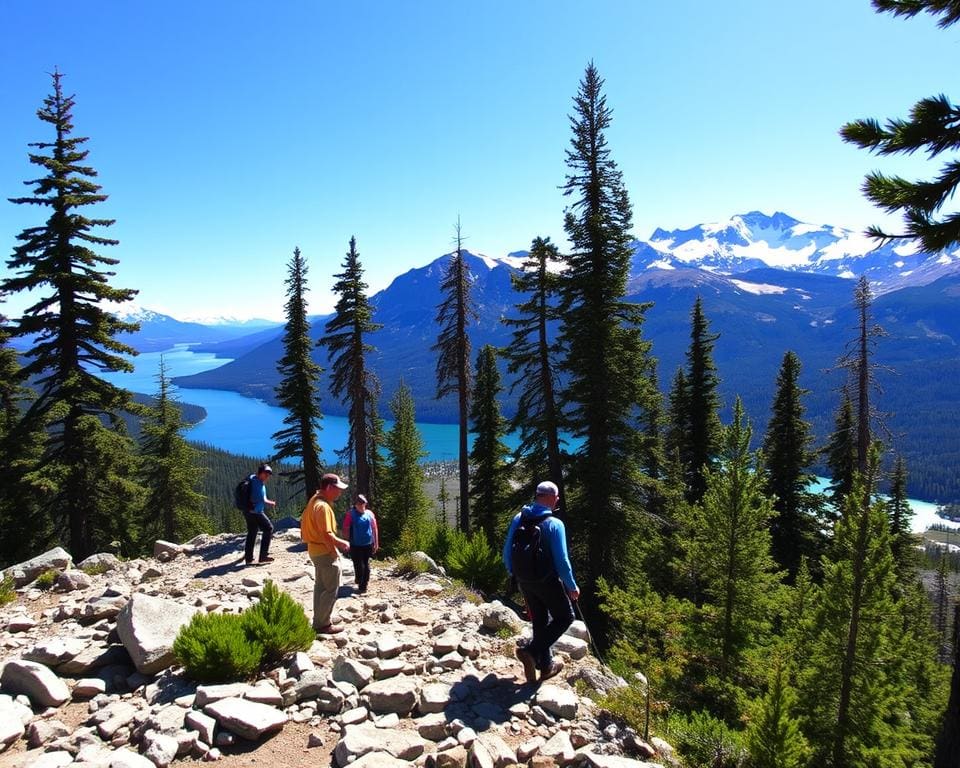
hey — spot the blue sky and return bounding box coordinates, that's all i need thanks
[1,1,956,321]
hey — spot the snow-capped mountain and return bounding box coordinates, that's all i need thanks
[631,210,960,292]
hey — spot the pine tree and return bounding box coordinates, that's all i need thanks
[2,70,144,559]
[139,358,208,546]
[746,656,810,768]
[273,247,323,497]
[321,236,382,498]
[468,345,510,546]
[887,455,917,579]
[935,554,951,663]
[762,351,822,579]
[935,604,960,768]
[0,320,51,567]
[379,381,431,553]
[432,222,476,533]
[677,398,780,713]
[797,447,917,767]
[824,391,857,517]
[501,236,565,502]
[841,0,960,253]
[682,296,723,505]
[558,62,661,605]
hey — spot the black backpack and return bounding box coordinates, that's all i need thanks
[233,474,254,512]
[511,513,553,582]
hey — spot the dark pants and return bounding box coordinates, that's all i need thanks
[518,576,574,671]
[351,545,373,591]
[244,511,273,563]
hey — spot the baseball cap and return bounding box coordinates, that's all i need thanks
[258,463,273,475]
[356,494,368,504]
[535,481,559,496]
[322,473,349,489]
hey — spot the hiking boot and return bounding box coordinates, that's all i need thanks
[540,659,564,682]
[515,646,537,684]
[316,624,343,635]
[258,556,275,564]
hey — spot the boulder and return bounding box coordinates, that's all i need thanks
[480,601,523,634]
[0,699,26,749]
[204,697,287,740]
[362,676,419,715]
[23,637,87,666]
[3,547,72,587]
[536,684,579,720]
[0,659,71,708]
[334,724,426,766]
[76,552,121,572]
[333,656,374,689]
[55,569,92,592]
[115,592,198,674]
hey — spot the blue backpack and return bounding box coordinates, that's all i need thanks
[511,513,553,582]
[349,510,374,546]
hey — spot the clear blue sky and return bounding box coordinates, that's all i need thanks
[1,1,956,321]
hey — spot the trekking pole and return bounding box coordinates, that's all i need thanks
[571,597,605,666]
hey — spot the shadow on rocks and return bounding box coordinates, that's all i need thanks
[443,672,533,731]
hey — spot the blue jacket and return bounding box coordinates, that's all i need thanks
[249,475,268,514]
[503,503,578,592]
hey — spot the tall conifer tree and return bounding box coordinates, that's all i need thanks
[432,222,476,532]
[2,70,144,559]
[468,345,510,545]
[824,391,857,516]
[379,381,431,552]
[273,247,323,496]
[139,357,208,545]
[321,236,382,498]
[558,62,661,604]
[763,351,821,579]
[501,236,565,502]
[887,455,916,579]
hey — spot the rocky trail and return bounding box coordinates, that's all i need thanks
[0,527,672,767]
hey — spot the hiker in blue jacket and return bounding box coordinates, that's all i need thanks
[503,480,580,684]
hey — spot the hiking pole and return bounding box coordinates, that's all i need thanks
[571,596,605,666]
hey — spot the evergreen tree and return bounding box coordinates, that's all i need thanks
[677,399,780,714]
[558,62,661,605]
[432,222,476,532]
[2,70,144,559]
[0,319,51,567]
[273,247,323,497]
[501,236,565,502]
[935,604,960,768]
[824,391,857,517]
[841,0,960,253]
[682,296,723,505]
[886,455,916,579]
[745,656,810,768]
[379,381,431,552]
[139,357,208,545]
[935,554,950,663]
[797,447,918,767]
[468,345,511,546]
[321,236,382,498]
[762,351,822,579]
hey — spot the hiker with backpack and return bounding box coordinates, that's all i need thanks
[502,480,580,685]
[241,464,277,566]
[341,494,379,594]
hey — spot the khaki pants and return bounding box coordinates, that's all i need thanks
[310,552,342,629]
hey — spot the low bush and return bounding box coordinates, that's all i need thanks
[173,612,263,683]
[241,580,314,664]
[33,569,58,591]
[0,575,15,606]
[393,553,431,578]
[664,710,747,768]
[445,530,504,596]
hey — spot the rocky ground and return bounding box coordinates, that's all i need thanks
[0,528,672,767]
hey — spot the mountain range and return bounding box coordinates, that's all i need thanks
[100,211,960,502]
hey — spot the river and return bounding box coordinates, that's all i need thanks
[102,345,951,534]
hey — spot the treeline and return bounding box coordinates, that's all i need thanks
[3,8,960,764]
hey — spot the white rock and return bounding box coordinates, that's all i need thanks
[204,696,287,740]
[0,659,71,708]
[116,593,199,674]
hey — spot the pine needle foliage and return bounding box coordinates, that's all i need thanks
[745,657,810,768]
[173,612,263,683]
[842,0,960,252]
[273,246,323,497]
[320,236,382,497]
[241,579,314,664]
[444,529,504,596]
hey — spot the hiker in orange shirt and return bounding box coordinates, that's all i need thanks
[301,473,351,634]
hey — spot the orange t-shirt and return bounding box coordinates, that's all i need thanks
[301,494,337,557]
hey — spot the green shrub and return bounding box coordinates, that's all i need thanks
[0,575,16,606]
[664,710,747,768]
[598,682,650,732]
[33,569,58,591]
[80,562,110,576]
[445,530,504,596]
[173,612,263,683]
[393,553,431,578]
[241,580,314,664]
[426,523,455,565]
